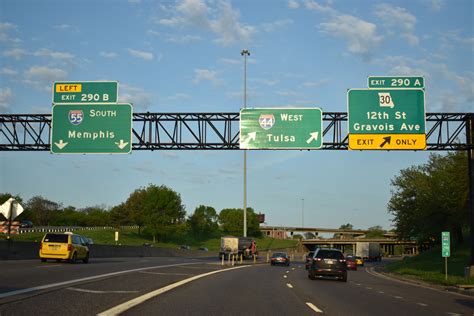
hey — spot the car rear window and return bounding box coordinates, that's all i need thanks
[273,253,286,257]
[316,250,344,260]
[43,234,68,243]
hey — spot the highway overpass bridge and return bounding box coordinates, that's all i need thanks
[260,226,397,238]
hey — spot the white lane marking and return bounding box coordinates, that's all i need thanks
[286,283,293,289]
[0,262,200,299]
[446,313,461,316]
[97,265,250,316]
[139,271,193,276]
[37,264,62,268]
[378,291,385,294]
[417,303,428,307]
[393,296,403,299]
[292,268,295,271]
[366,287,373,290]
[286,270,290,273]
[355,283,361,286]
[283,275,288,278]
[67,287,138,294]
[306,302,323,313]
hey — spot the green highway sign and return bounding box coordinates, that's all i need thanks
[347,88,426,150]
[51,103,132,154]
[53,81,118,104]
[239,108,323,149]
[442,231,450,257]
[368,76,424,89]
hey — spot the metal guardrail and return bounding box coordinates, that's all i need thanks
[18,225,139,234]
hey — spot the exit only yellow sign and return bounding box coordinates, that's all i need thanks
[349,134,426,150]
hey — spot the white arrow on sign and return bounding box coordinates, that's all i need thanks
[306,132,319,144]
[54,139,68,149]
[241,132,256,146]
[115,139,129,149]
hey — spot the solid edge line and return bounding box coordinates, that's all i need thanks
[305,302,323,313]
[0,262,199,299]
[97,265,251,316]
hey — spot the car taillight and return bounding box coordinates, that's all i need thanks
[339,259,346,263]
[68,244,72,251]
[315,258,322,262]
[39,243,42,250]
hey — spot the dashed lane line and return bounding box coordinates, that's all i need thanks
[286,283,293,289]
[139,271,193,276]
[417,303,428,307]
[97,265,251,316]
[0,262,201,299]
[306,302,323,313]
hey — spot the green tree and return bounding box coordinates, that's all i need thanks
[27,196,61,226]
[189,205,218,239]
[219,207,261,237]
[125,184,186,242]
[365,225,385,238]
[388,152,468,244]
[110,203,134,227]
[339,223,353,230]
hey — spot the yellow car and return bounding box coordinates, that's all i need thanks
[354,256,364,266]
[39,232,90,263]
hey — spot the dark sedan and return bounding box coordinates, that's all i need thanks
[308,248,347,282]
[270,252,290,266]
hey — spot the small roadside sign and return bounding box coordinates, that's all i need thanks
[442,231,450,257]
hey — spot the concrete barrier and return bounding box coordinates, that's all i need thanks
[0,240,215,260]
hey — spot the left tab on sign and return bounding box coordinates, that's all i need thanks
[55,84,82,93]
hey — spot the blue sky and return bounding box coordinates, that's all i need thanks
[0,0,472,230]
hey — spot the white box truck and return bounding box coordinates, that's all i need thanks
[356,242,382,261]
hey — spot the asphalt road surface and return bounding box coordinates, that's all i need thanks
[0,258,473,315]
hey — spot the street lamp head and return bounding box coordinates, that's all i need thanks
[241,49,250,56]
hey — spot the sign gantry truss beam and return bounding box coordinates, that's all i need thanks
[0,112,470,151]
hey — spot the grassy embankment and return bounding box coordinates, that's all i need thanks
[2,228,298,251]
[385,243,474,286]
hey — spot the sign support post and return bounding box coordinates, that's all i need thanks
[442,231,450,281]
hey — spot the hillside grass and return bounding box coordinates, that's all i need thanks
[1,228,298,251]
[385,243,474,286]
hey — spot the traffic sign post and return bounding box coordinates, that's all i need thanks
[239,108,323,149]
[53,81,118,104]
[442,231,450,280]
[368,76,424,89]
[51,103,132,154]
[348,89,426,150]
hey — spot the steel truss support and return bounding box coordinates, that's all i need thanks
[0,112,470,151]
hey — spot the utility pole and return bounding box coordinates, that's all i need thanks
[241,49,250,237]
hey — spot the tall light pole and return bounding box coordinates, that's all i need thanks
[241,49,250,237]
[302,198,305,228]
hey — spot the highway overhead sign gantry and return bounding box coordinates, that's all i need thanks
[51,103,132,154]
[239,108,323,149]
[368,76,424,89]
[347,89,426,150]
[53,81,118,104]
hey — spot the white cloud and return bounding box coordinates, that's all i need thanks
[24,66,68,92]
[192,68,223,85]
[305,0,335,14]
[147,30,161,37]
[319,14,383,60]
[128,49,154,60]
[3,48,27,60]
[1,67,18,76]
[219,58,240,65]
[156,0,255,47]
[262,19,293,32]
[100,51,119,58]
[166,34,201,43]
[167,92,191,101]
[33,48,75,60]
[53,24,79,32]
[375,4,419,46]
[0,87,12,112]
[288,0,299,9]
[303,79,330,88]
[0,22,17,42]
[421,0,444,11]
[119,84,152,110]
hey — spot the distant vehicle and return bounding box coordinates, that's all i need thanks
[345,256,357,270]
[20,220,33,228]
[39,232,89,263]
[308,248,347,282]
[356,242,382,261]
[354,256,364,266]
[270,252,290,266]
[198,247,208,251]
[219,236,257,260]
[180,245,191,250]
[305,251,315,269]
